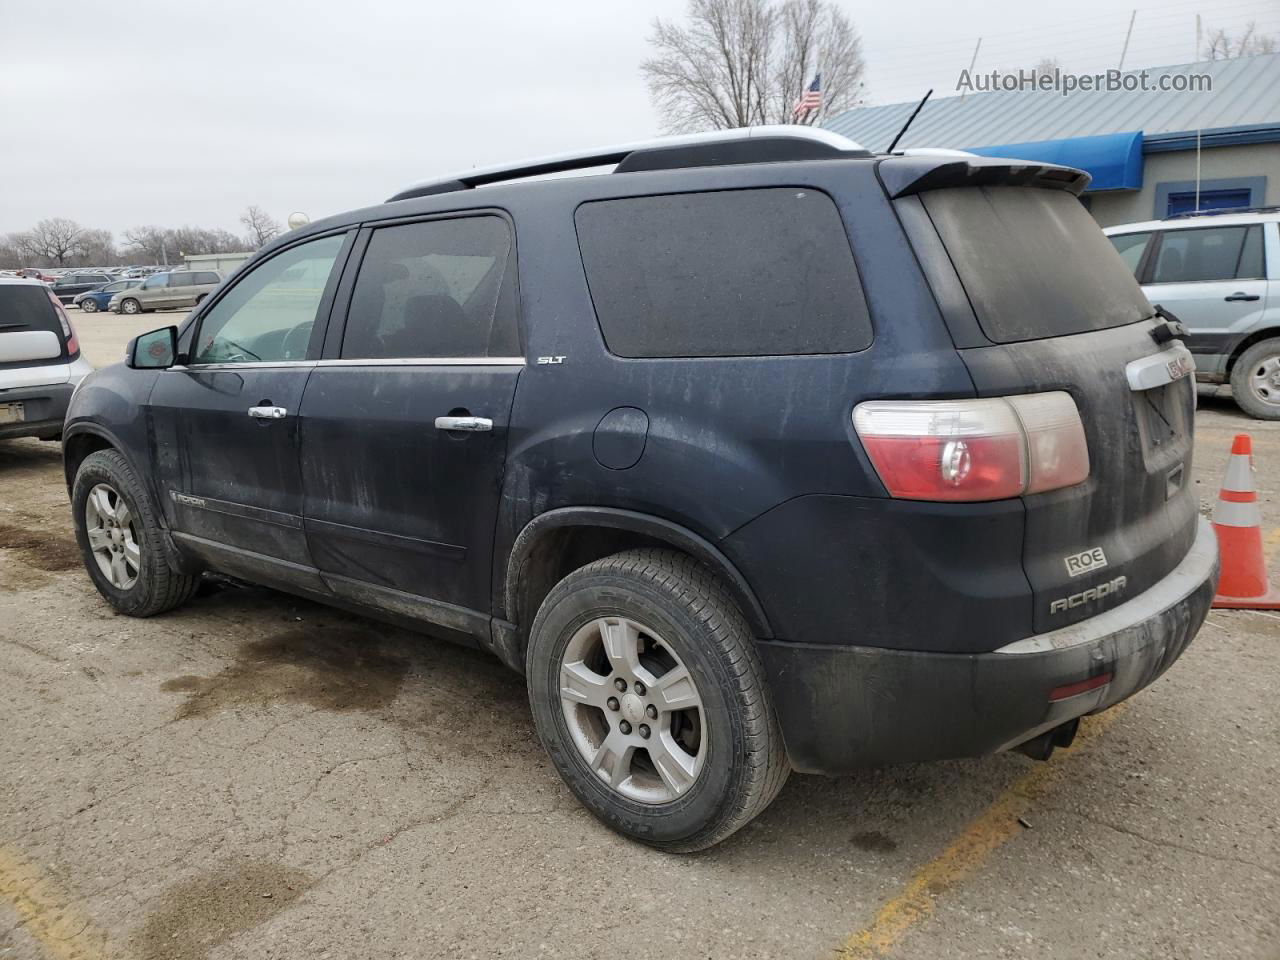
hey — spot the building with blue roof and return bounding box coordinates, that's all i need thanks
[824,53,1280,226]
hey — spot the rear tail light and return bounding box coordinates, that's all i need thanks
[45,289,79,355]
[852,392,1089,502]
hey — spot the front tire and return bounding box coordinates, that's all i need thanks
[72,449,199,616]
[1230,338,1280,420]
[526,548,789,852]
[120,298,141,315]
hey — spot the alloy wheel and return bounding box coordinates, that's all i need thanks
[84,483,141,589]
[1247,353,1280,409]
[558,616,706,804]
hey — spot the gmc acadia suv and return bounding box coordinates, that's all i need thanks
[62,127,1219,851]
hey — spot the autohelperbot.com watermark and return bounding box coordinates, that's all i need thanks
[957,68,1212,97]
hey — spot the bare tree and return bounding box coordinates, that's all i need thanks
[123,225,244,265]
[1029,57,1064,78]
[643,0,865,133]
[76,228,116,266]
[1203,21,1276,59]
[240,205,282,248]
[15,218,86,266]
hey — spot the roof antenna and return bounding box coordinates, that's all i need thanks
[885,89,933,154]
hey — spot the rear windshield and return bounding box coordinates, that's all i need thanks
[575,188,873,358]
[921,186,1152,344]
[0,285,60,335]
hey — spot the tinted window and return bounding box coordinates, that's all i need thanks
[1152,226,1256,284]
[341,216,517,360]
[1237,225,1264,279]
[0,286,59,335]
[920,186,1151,343]
[170,273,194,287]
[576,189,871,358]
[195,271,221,285]
[193,234,344,364]
[103,281,126,293]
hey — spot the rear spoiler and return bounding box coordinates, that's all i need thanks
[877,155,1091,199]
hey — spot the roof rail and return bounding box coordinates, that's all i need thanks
[1164,204,1280,220]
[387,126,870,202]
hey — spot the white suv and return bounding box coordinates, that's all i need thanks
[1104,208,1279,419]
[0,278,92,441]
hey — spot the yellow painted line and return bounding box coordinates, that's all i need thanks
[0,847,108,960]
[1264,526,1280,562]
[834,705,1128,959]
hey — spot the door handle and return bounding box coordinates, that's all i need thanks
[434,416,492,432]
[1224,292,1261,302]
[248,405,288,419]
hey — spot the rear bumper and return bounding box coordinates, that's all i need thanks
[0,381,75,439]
[759,516,1219,774]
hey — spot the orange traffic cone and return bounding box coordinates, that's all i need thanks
[1211,434,1280,610]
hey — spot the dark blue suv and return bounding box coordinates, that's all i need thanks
[62,128,1219,851]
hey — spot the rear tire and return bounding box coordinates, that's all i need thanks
[526,548,789,852]
[71,449,199,616]
[1230,338,1280,420]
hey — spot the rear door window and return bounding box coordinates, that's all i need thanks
[340,215,518,360]
[1150,225,1260,284]
[920,186,1151,343]
[575,188,871,358]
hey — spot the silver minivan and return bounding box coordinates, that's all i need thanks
[108,269,222,315]
[1105,209,1279,419]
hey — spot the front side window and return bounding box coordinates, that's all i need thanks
[1151,225,1260,284]
[340,215,517,360]
[576,188,872,358]
[192,234,345,365]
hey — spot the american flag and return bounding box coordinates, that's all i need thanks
[793,73,822,117]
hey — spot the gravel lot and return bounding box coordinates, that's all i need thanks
[1,310,1277,960]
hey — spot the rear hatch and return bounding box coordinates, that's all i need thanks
[0,284,74,387]
[901,173,1197,633]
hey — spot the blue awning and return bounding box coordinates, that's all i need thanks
[965,130,1144,192]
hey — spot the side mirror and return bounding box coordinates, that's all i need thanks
[127,326,179,369]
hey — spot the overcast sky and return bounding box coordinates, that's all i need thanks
[1,0,1274,239]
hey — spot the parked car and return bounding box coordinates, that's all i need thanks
[63,128,1218,851]
[16,267,55,282]
[50,271,115,304]
[0,278,91,441]
[74,278,143,314]
[107,270,222,315]
[1104,208,1279,419]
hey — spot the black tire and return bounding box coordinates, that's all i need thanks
[71,449,200,616]
[120,298,141,315]
[1230,338,1280,421]
[79,299,98,314]
[526,548,789,852]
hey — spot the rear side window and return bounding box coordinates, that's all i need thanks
[195,272,221,285]
[341,215,518,360]
[575,188,872,358]
[1107,233,1151,277]
[921,186,1151,343]
[1151,225,1263,283]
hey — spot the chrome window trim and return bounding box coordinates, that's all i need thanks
[176,356,527,372]
[316,357,526,367]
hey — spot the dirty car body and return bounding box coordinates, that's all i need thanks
[63,128,1218,849]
